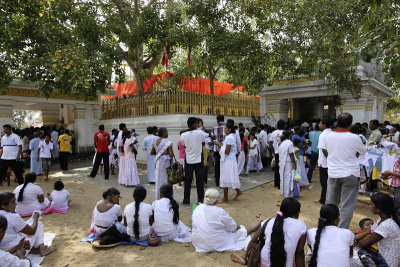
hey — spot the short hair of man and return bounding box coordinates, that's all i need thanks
[99,124,105,131]
[227,119,234,125]
[320,119,332,128]
[119,123,126,130]
[216,114,224,122]
[277,120,285,130]
[3,124,11,130]
[337,113,353,128]
[187,117,198,128]
[146,126,153,134]
[370,119,379,127]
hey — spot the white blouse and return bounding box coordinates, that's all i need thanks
[14,183,44,215]
[152,198,175,237]
[124,202,153,239]
[92,204,122,229]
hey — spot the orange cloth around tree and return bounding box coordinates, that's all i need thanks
[104,72,251,99]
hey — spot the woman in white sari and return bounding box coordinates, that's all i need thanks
[278,131,297,197]
[192,188,253,252]
[151,128,174,200]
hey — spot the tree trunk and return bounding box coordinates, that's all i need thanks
[133,70,144,96]
[209,71,215,113]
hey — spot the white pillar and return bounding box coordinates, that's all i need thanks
[41,105,60,126]
[73,104,89,152]
[266,98,289,124]
[0,100,13,127]
[341,94,368,123]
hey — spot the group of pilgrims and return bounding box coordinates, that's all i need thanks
[0,112,400,266]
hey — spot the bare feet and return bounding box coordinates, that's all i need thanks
[40,245,57,256]
[230,253,246,265]
[233,190,243,200]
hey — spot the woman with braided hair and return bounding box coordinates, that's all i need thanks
[13,172,50,217]
[151,183,191,243]
[231,198,306,266]
[123,186,153,241]
[307,204,354,267]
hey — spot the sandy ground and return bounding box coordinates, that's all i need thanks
[0,164,389,267]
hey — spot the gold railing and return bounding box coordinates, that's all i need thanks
[101,90,260,119]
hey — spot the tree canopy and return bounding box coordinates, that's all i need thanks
[0,0,399,100]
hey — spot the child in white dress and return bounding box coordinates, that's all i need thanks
[48,180,70,214]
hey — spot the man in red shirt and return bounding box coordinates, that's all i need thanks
[88,125,110,179]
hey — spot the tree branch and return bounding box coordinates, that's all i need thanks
[111,0,132,27]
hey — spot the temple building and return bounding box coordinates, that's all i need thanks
[260,60,393,124]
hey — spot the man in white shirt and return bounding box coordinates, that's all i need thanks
[269,119,285,188]
[0,124,24,185]
[181,117,205,205]
[38,134,55,181]
[257,125,269,164]
[142,126,158,183]
[316,119,332,204]
[326,113,367,229]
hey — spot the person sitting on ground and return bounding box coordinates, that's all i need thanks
[13,173,51,217]
[124,186,153,242]
[192,188,254,252]
[355,218,388,266]
[0,214,42,267]
[355,193,400,267]
[47,180,70,214]
[307,204,354,267]
[151,183,191,243]
[89,188,122,236]
[231,198,306,267]
[0,192,56,256]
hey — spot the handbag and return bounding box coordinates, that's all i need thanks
[247,218,271,267]
[167,155,185,185]
[99,225,130,245]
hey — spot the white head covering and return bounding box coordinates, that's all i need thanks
[204,188,219,205]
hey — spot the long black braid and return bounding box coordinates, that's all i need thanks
[17,172,37,202]
[133,186,147,239]
[309,204,339,267]
[160,183,179,224]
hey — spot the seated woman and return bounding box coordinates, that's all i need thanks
[0,192,56,256]
[152,183,191,243]
[192,188,252,252]
[307,204,354,267]
[89,188,122,236]
[0,214,41,267]
[124,186,153,241]
[13,173,51,217]
[231,198,306,267]
[355,193,400,267]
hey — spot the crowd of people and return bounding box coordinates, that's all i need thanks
[0,112,399,266]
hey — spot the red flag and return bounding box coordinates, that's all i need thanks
[161,52,166,66]
[187,48,191,68]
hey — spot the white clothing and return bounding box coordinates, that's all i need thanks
[237,151,245,175]
[142,134,158,182]
[0,211,45,253]
[234,131,241,154]
[258,130,268,145]
[117,130,123,156]
[220,158,241,189]
[152,198,191,243]
[152,198,175,237]
[1,133,22,160]
[270,130,283,154]
[50,190,70,210]
[124,202,153,240]
[123,156,140,186]
[307,226,354,267]
[92,203,122,235]
[374,218,400,267]
[181,129,205,164]
[192,204,250,252]
[248,139,259,156]
[118,155,125,184]
[278,139,295,197]
[326,131,367,178]
[0,249,40,267]
[260,217,307,267]
[14,183,49,216]
[51,131,59,158]
[39,140,53,158]
[318,128,332,168]
[205,137,212,150]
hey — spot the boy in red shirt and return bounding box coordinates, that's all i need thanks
[88,125,110,179]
